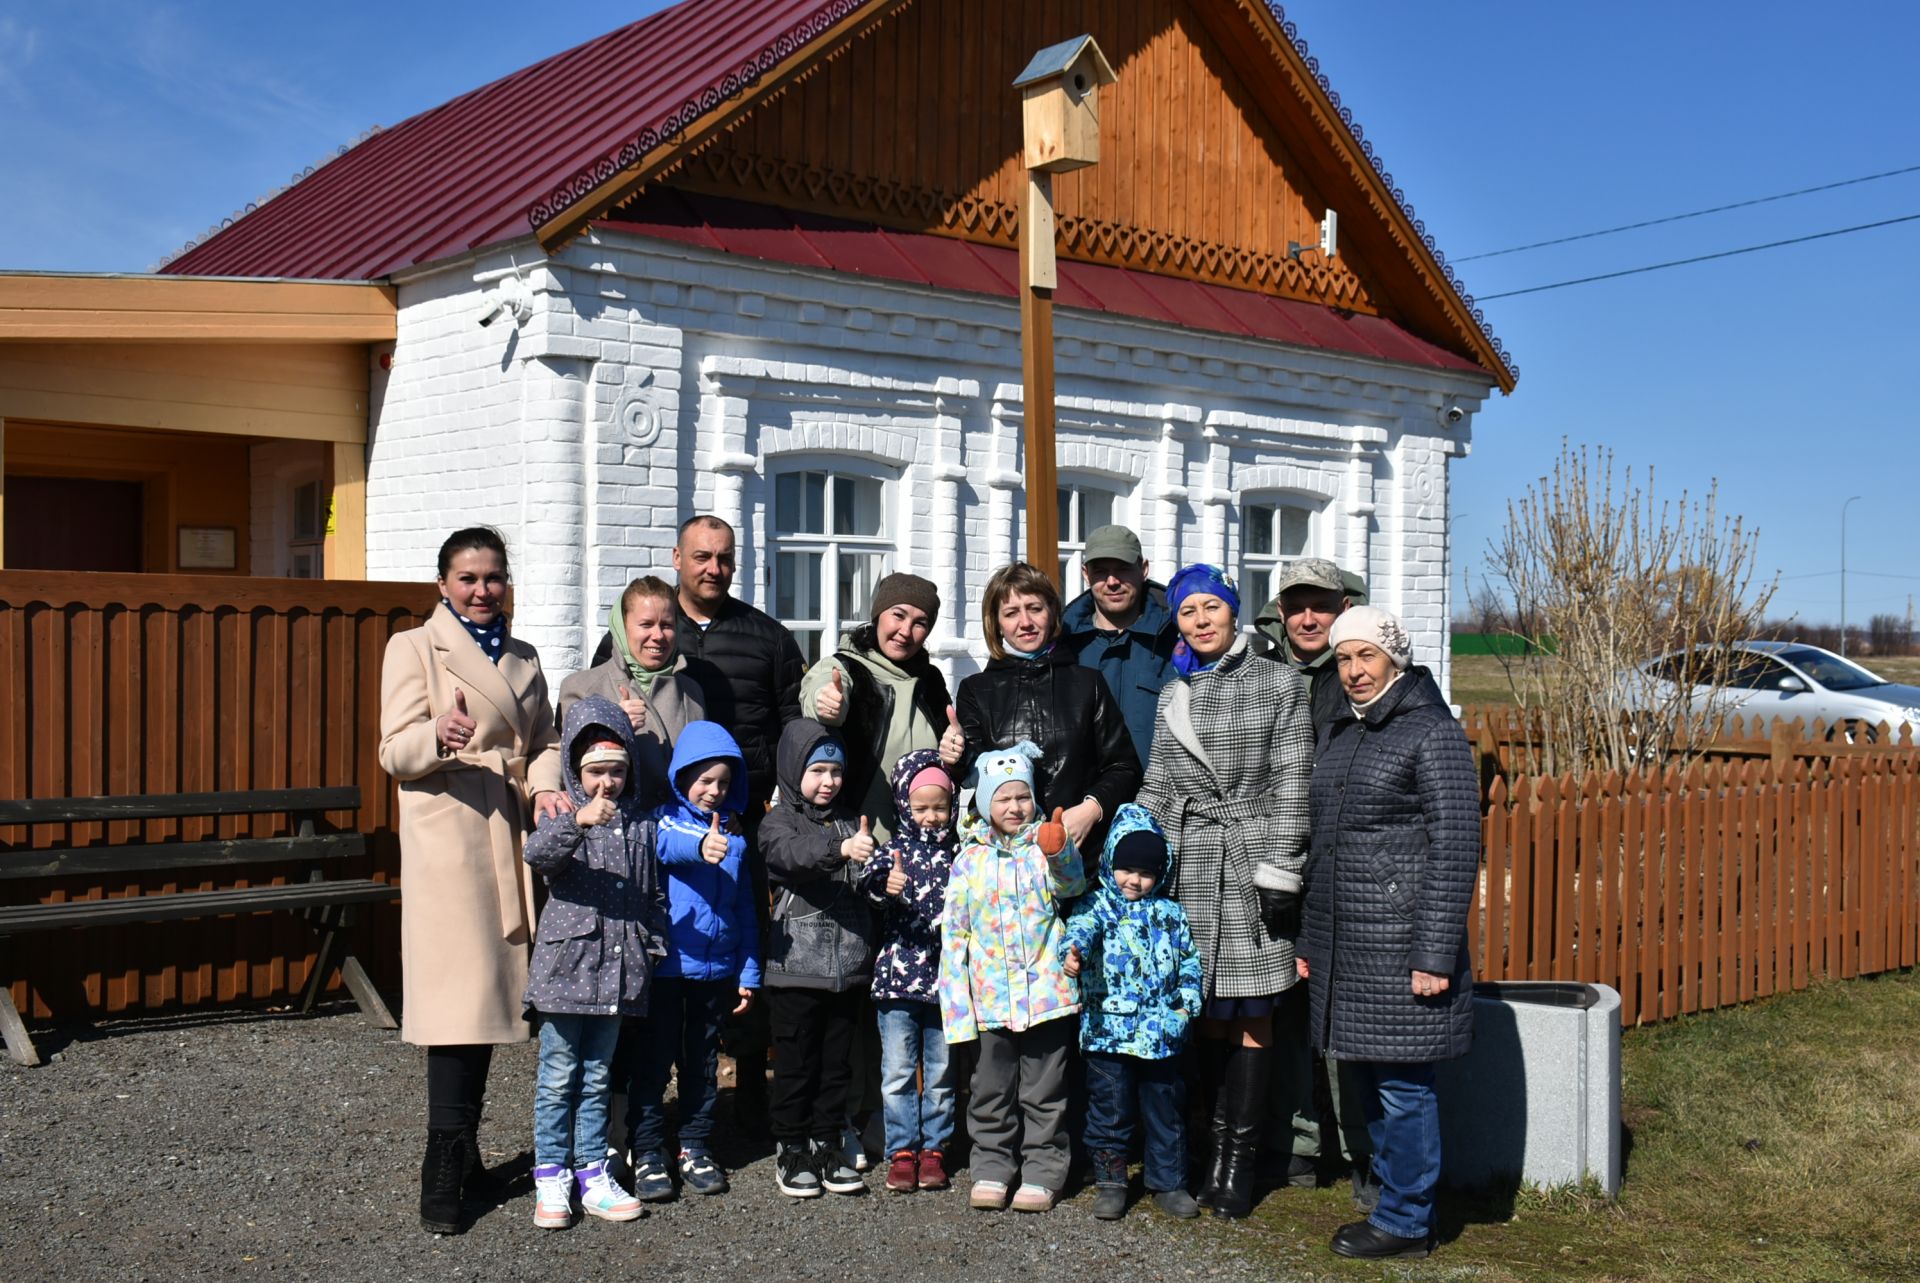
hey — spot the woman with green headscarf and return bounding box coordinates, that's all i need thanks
[557,575,707,805]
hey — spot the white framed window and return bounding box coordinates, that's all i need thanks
[1240,499,1315,612]
[770,468,892,663]
[1056,480,1124,585]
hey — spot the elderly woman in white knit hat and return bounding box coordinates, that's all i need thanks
[1298,605,1480,1260]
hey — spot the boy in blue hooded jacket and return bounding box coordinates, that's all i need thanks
[1063,803,1204,1221]
[625,720,761,1203]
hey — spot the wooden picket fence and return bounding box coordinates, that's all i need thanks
[0,571,435,1022]
[1476,753,1920,1027]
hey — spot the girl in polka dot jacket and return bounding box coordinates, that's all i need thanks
[522,694,669,1229]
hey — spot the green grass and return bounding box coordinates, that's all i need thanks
[1216,968,1920,1282]
[1452,654,1920,710]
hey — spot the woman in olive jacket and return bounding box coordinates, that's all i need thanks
[941,562,1139,856]
[1301,606,1479,1261]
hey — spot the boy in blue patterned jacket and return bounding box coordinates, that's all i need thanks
[1062,803,1204,1221]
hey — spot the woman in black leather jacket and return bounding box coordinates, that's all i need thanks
[940,562,1140,855]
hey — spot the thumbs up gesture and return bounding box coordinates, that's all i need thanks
[437,687,478,752]
[576,794,617,827]
[842,815,877,864]
[700,811,729,864]
[938,704,966,768]
[1036,806,1068,856]
[616,684,648,734]
[815,665,847,723]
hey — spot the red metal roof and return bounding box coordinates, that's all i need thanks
[163,0,872,280]
[601,190,1485,377]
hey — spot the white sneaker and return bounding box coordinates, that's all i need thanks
[577,1161,644,1222]
[842,1121,870,1173]
[532,1163,573,1229]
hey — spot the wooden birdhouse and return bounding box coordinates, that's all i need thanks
[1013,35,1117,174]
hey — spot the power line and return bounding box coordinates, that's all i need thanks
[1455,163,1920,262]
[1476,213,1920,300]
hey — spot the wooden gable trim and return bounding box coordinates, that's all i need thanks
[0,274,397,344]
[531,0,912,253]
[1197,0,1516,391]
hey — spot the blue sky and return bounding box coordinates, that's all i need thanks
[3,2,1915,629]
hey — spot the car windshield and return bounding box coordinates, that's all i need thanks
[1775,646,1886,692]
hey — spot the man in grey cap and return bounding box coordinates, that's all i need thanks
[1254,557,1369,737]
[1253,555,1377,1208]
[1061,524,1178,771]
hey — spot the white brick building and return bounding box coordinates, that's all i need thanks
[164,0,1519,697]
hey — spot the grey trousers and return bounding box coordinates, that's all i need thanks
[1270,984,1370,1164]
[967,1017,1074,1189]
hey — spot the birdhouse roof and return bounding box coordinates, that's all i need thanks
[160,0,1516,390]
[1012,36,1118,90]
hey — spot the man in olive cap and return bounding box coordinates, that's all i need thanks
[1253,557,1376,1207]
[1061,524,1178,770]
[1253,558,1369,737]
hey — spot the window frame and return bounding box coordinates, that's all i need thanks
[1239,495,1321,616]
[765,463,897,664]
[1054,477,1130,587]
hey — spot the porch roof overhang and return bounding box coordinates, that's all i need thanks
[0,273,397,343]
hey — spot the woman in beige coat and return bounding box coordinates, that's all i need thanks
[556,574,707,803]
[378,527,566,1234]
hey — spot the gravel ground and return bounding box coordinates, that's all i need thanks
[0,1007,1286,1282]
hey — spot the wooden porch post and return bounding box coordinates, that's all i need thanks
[325,441,367,579]
[1020,177,1059,583]
[1015,36,1115,588]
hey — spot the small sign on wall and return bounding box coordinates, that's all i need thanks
[177,525,237,570]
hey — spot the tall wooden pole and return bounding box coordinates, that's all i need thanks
[1020,171,1059,583]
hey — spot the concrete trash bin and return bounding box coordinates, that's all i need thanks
[1435,981,1622,1195]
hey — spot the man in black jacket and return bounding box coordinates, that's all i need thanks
[1252,558,1377,1207]
[672,514,805,1134]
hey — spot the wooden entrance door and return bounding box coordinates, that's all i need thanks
[3,476,145,571]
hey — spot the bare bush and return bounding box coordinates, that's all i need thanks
[1487,441,1776,776]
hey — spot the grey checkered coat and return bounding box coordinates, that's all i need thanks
[1138,636,1314,1000]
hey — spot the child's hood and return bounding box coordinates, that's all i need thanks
[775,717,846,819]
[666,719,750,817]
[1098,802,1175,899]
[888,747,954,845]
[559,694,639,804]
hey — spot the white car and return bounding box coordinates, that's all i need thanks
[1626,641,1920,742]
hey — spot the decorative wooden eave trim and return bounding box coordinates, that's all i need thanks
[0,273,397,343]
[529,0,910,254]
[1227,1,1518,392]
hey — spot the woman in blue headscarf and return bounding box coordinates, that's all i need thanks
[1136,564,1315,1220]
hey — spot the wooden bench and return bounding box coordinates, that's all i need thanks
[0,787,398,1066]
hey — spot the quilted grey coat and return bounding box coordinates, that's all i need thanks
[1302,666,1479,1063]
[1138,636,1314,1000]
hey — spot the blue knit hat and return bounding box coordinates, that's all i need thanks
[970,740,1043,818]
[804,737,847,769]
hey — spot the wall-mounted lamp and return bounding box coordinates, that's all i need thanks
[1288,208,1339,262]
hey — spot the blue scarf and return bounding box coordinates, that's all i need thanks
[1166,564,1240,677]
[443,599,506,664]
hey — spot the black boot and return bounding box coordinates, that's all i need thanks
[1212,1045,1270,1220]
[1091,1150,1129,1220]
[459,1100,507,1200]
[1194,1039,1231,1207]
[420,1127,466,1234]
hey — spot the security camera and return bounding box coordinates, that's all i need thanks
[477,299,509,328]
[476,277,533,328]
[1437,402,1466,428]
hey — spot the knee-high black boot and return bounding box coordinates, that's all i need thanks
[1212,1043,1270,1220]
[1194,1038,1232,1207]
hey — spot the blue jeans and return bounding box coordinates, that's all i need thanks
[1083,1050,1188,1192]
[533,1012,622,1169]
[875,999,955,1154]
[628,976,732,1157]
[1350,1060,1441,1239]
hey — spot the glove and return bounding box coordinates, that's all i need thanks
[1036,807,1068,856]
[1257,884,1301,937]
